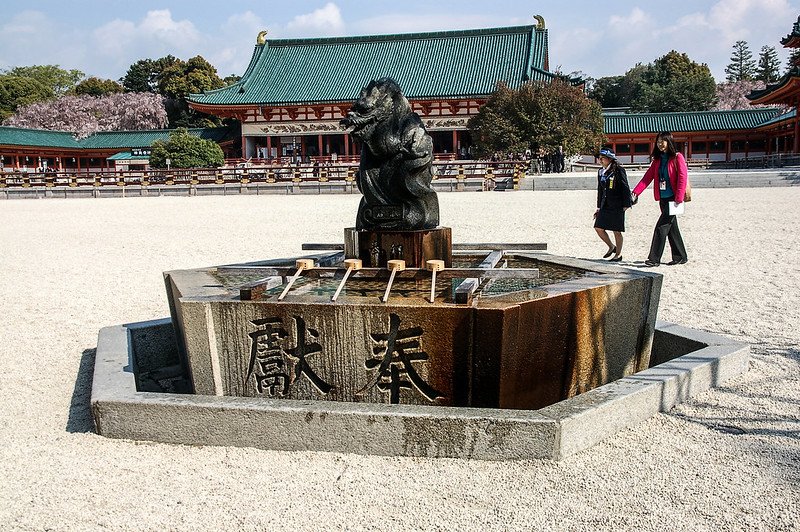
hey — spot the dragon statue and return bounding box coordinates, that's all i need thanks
[340,77,439,230]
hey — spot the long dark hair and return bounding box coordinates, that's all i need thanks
[598,148,623,174]
[606,158,622,175]
[651,131,678,160]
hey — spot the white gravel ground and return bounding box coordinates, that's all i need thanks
[0,188,798,531]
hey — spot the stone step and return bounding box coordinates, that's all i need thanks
[523,167,800,191]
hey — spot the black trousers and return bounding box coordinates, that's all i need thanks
[648,199,688,263]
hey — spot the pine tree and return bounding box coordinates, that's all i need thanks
[755,46,781,83]
[787,49,800,74]
[725,41,756,82]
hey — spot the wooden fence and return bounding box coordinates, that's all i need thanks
[0,161,527,191]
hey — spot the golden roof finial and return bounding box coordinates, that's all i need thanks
[534,15,545,30]
[257,30,268,45]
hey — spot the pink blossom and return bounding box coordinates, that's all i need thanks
[3,93,168,138]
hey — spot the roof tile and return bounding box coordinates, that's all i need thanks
[189,25,553,106]
[603,108,784,135]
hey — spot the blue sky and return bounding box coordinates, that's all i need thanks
[1,1,798,82]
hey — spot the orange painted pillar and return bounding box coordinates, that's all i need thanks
[726,136,731,162]
[794,113,799,153]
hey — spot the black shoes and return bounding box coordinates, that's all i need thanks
[609,256,623,262]
[603,246,616,258]
[643,257,687,267]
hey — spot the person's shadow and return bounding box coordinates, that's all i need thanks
[66,348,97,433]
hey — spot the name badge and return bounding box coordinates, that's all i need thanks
[659,180,667,190]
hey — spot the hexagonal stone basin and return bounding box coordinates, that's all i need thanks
[164,247,661,411]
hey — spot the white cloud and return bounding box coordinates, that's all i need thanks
[549,27,603,76]
[139,9,202,48]
[0,10,87,73]
[208,11,267,77]
[92,19,138,58]
[93,9,202,51]
[700,0,794,41]
[608,7,653,33]
[89,10,203,78]
[1,10,48,38]
[554,1,796,81]
[350,13,518,35]
[285,2,345,36]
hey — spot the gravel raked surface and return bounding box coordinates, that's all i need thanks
[0,188,797,531]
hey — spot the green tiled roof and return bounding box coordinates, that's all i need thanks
[754,107,796,128]
[603,108,784,135]
[80,127,232,149]
[1,126,234,150]
[0,126,82,149]
[189,25,552,106]
[106,151,150,161]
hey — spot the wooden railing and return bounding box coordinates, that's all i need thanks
[709,153,800,169]
[0,161,528,190]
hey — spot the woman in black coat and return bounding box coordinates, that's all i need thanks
[593,148,632,262]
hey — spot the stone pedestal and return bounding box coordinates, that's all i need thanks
[344,227,452,268]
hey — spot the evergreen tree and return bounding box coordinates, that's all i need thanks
[3,65,84,95]
[631,51,717,112]
[157,56,225,128]
[149,128,224,168]
[468,80,605,159]
[725,41,756,82]
[73,77,124,97]
[0,75,53,121]
[787,49,800,74]
[121,56,180,93]
[755,45,781,83]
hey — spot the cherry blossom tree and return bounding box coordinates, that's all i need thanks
[4,92,168,138]
[713,80,772,110]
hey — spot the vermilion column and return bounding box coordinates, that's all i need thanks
[794,112,799,153]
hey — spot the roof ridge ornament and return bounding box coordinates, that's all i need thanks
[534,15,545,30]
[257,30,268,45]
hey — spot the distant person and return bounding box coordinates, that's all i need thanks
[542,149,552,173]
[531,151,541,175]
[555,145,566,172]
[632,131,689,266]
[593,148,632,262]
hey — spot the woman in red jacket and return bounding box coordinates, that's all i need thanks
[632,131,689,267]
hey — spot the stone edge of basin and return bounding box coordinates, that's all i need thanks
[90,319,749,461]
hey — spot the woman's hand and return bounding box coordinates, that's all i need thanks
[631,193,638,205]
[593,208,599,219]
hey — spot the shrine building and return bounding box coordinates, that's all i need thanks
[187,18,568,161]
[600,107,793,164]
[0,127,235,173]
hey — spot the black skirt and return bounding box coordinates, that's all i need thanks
[594,208,625,232]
